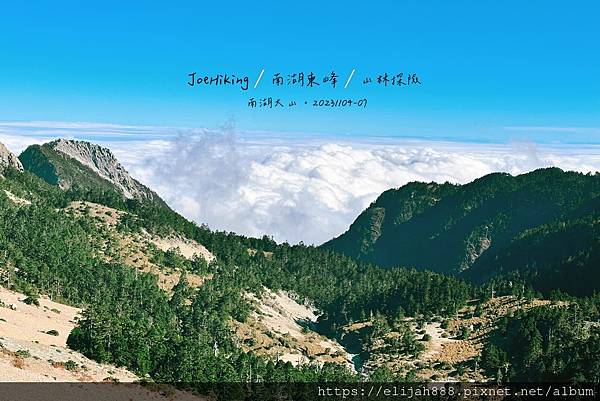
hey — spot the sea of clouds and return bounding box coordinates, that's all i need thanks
[2,122,600,245]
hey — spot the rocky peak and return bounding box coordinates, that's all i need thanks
[48,139,151,200]
[0,142,23,171]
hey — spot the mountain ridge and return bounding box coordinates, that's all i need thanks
[2,138,600,385]
[322,168,600,294]
[0,138,479,382]
[18,139,167,207]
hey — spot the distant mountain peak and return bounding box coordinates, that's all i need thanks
[323,168,600,284]
[19,139,167,207]
[0,142,23,172]
[48,139,142,199]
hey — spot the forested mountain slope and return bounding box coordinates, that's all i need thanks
[0,140,475,383]
[323,168,600,295]
[2,139,600,385]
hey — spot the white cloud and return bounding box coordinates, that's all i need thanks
[2,124,600,245]
[0,134,47,154]
[112,133,600,245]
[0,120,181,146]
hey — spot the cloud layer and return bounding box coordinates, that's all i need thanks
[114,133,600,245]
[2,123,600,245]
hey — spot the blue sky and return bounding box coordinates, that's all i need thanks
[1,1,599,143]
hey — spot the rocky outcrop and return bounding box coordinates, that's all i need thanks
[49,139,148,199]
[19,139,167,207]
[0,143,23,171]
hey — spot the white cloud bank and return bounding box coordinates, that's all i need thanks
[2,124,600,245]
[112,133,600,245]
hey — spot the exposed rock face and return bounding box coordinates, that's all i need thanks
[49,139,156,201]
[0,142,23,171]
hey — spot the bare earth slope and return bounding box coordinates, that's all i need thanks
[0,287,137,382]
